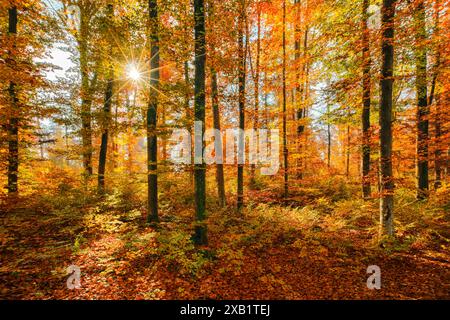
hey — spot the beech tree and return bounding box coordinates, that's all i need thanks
[361,0,371,199]
[415,0,429,200]
[193,0,207,244]
[379,0,396,237]
[7,5,18,194]
[147,0,159,223]
[97,2,114,193]
[237,0,246,211]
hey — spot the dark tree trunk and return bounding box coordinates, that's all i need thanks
[193,0,207,244]
[415,0,429,199]
[379,0,396,237]
[362,0,372,199]
[282,0,288,198]
[147,0,159,223]
[7,6,18,195]
[237,0,246,211]
[98,3,114,193]
[98,78,113,193]
[211,69,226,207]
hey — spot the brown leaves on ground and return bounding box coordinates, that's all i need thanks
[0,185,449,300]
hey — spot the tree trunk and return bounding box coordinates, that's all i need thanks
[327,105,331,169]
[415,0,429,199]
[379,0,396,237]
[211,69,226,207]
[184,61,195,179]
[302,30,310,175]
[98,3,114,193]
[346,125,350,178]
[431,0,442,189]
[362,0,372,199]
[97,78,113,193]
[147,0,159,223]
[193,0,207,244]
[208,1,226,207]
[79,7,93,178]
[250,5,261,188]
[295,0,304,180]
[282,0,288,198]
[237,0,246,211]
[7,6,18,195]
[263,73,269,129]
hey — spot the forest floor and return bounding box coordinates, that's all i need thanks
[1,171,449,300]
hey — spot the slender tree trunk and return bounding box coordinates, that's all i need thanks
[97,77,113,193]
[263,73,269,129]
[282,0,288,198]
[208,1,226,207]
[193,0,207,244]
[161,110,167,162]
[112,93,119,169]
[431,0,442,189]
[184,61,195,179]
[415,0,429,199]
[147,0,159,223]
[379,0,396,237]
[434,93,442,188]
[126,93,133,174]
[211,69,226,207]
[295,0,303,180]
[250,4,261,188]
[362,0,372,199]
[98,3,114,193]
[327,105,331,169]
[79,9,93,177]
[237,0,246,211]
[302,30,310,175]
[7,6,18,195]
[346,125,350,178]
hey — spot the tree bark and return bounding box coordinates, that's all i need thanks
[237,0,246,211]
[379,0,396,237]
[211,69,226,207]
[346,125,350,178]
[208,1,226,207]
[362,0,372,199]
[295,0,304,180]
[193,0,207,244]
[327,105,331,169]
[147,0,159,223]
[415,0,429,199]
[98,4,114,194]
[431,0,442,190]
[250,4,261,188]
[282,0,288,198]
[7,6,18,195]
[79,6,94,178]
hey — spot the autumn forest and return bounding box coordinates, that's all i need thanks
[0,0,449,300]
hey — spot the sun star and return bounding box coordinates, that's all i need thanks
[127,64,141,81]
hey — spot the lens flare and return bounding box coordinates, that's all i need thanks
[127,64,141,81]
